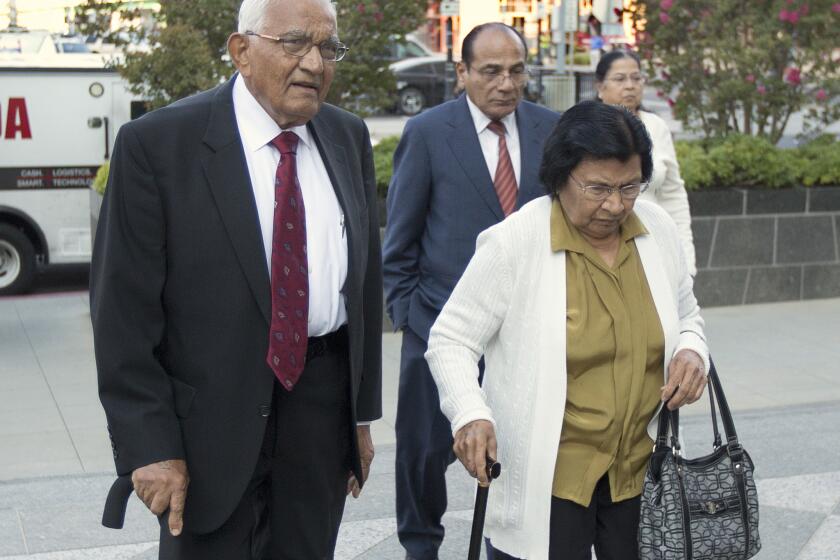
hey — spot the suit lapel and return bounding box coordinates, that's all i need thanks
[445,97,505,220]
[201,79,271,325]
[516,104,547,206]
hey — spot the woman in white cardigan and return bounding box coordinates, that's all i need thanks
[425,102,709,560]
[595,50,697,275]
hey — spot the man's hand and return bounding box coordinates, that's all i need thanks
[453,420,497,486]
[131,459,189,536]
[662,349,707,410]
[347,425,374,498]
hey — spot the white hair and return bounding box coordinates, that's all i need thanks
[237,0,337,34]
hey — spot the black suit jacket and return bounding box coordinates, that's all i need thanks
[91,77,382,533]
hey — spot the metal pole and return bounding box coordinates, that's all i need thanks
[554,3,565,74]
[9,0,18,29]
[445,16,455,101]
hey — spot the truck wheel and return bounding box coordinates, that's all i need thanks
[0,224,36,295]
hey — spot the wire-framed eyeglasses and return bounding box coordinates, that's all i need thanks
[570,173,650,201]
[245,31,349,62]
[475,67,530,86]
[606,73,647,85]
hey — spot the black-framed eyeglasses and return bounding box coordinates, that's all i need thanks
[245,31,349,62]
[570,173,649,201]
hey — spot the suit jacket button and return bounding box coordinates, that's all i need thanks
[258,405,271,417]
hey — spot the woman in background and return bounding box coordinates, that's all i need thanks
[595,50,697,275]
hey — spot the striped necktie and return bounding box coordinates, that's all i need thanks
[487,120,517,216]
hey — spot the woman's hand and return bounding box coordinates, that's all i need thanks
[662,349,707,410]
[453,419,497,486]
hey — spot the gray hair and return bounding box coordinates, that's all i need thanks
[237,0,337,33]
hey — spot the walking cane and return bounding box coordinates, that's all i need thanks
[467,454,502,560]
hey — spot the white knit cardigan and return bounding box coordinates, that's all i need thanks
[637,110,697,275]
[425,197,709,559]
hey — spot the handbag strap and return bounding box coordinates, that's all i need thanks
[654,401,681,454]
[655,356,740,457]
[708,358,742,456]
[707,371,722,449]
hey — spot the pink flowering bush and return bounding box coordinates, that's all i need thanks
[628,0,840,143]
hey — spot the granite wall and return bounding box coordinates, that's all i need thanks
[690,186,840,307]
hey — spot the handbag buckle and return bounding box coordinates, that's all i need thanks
[702,499,726,515]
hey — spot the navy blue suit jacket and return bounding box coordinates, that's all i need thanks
[383,95,560,341]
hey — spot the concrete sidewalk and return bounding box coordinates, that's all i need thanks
[1,294,839,559]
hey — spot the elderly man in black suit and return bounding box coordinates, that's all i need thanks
[90,0,382,558]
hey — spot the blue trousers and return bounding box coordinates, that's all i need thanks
[395,327,457,560]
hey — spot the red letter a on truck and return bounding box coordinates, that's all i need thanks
[5,98,32,139]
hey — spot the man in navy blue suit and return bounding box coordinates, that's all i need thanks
[383,23,561,560]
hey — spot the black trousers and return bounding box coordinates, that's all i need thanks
[488,475,641,560]
[158,332,353,560]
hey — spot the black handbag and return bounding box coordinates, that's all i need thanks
[638,359,761,560]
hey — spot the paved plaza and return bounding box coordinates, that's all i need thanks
[1,291,839,559]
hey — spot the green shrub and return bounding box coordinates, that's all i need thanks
[373,135,400,200]
[796,134,840,187]
[707,135,798,189]
[92,162,109,195]
[676,135,799,189]
[675,141,714,190]
[572,52,590,66]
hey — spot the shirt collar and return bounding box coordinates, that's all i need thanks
[550,199,648,253]
[465,93,518,137]
[232,74,312,153]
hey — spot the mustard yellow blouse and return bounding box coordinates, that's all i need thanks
[550,200,665,507]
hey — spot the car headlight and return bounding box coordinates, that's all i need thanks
[396,80,407,90]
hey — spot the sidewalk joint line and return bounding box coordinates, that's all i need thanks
[13,302,85,473]
[794,512,830,560]
[16,509,29,554]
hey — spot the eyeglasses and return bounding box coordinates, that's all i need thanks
[245,31,349,62]
[606,73,646,85]
[474,67,530,86]
[570,173,649,201]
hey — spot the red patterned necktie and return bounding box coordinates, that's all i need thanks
[267,131,308,391]
[486,120,518,216]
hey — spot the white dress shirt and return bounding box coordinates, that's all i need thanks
[232,75,348,336]
[466,94,522,187]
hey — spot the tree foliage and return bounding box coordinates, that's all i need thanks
[626,0,840,143]
[75,0,236,109]
[75,0,428,114]
[327,1,428,115]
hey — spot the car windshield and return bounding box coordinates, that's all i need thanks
[59,42,90,53]
[404,42,428,57]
